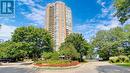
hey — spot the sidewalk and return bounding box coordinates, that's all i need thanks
[0,62,33,68]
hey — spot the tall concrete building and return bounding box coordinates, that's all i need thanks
[45,1,72,51]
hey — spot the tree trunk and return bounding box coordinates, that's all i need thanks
[79,54,83,62]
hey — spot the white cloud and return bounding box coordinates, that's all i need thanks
[18,0,46,26]
[0,24,17,41]
[97,2,114,19]
[74,0,121,41]
[124,19,130,25]
[74,24,94,32]
[101,2,106,7]
[19,0,35,6]
[97,17,121,30]
[75,18,121,41]
[74,22,99,41]
[97,0,106,7]
[95,0,120,30]
[25,7,45,25]
[97,24,119,30]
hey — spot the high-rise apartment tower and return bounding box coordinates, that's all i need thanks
[45,1,72,51]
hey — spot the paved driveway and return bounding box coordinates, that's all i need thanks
[0,61,130,73]
[37,61,130,73]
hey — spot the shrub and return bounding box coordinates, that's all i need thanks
[118,55,129,63]
[42,52,59,60]
[109,55,129,63]
[128,55,130,60]
[51,52,59,60]
[42,52,52,60]
[35,60,46,64]
[109,57,119,63]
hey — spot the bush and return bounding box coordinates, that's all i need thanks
[35,60,45,64]
[42,52,59,60]
[128,55,130,60]
[109,55,129,63]
[51,52,59,60]
[118,55,129,63]
[42,52,52,60]
[109,57,119,63]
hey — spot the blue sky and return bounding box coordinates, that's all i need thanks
[0,0,130,41]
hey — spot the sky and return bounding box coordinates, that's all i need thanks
[0,0,130,41]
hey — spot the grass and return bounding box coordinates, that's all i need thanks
[115,63,130,67]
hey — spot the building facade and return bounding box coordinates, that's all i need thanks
[45,1,72,51]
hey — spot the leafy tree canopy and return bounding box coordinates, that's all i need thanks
[114,0,130,24]
[63,33,91,61]
[12,26,53,52]
[92,27,125,60]
[0,26,54,61]
[59,43,80,60]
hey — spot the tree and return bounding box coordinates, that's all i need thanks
[0,41,11,58]
[5,26,54,60]
[64,33,91,61]
[0,41,36,61]
[59,43,80,60]
[123,24,130,55]
[92,27,125,60]
[114,0,130,24]
[0,26,55,61]
[6,42,31,61]
[12,26,53,52]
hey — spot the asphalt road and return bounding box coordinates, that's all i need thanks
[37,61,130,73]
[0,61,130,73]
[0,67,36,73]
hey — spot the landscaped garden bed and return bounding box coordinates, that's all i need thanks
[33,60,80,67]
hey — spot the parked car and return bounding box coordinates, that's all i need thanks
[96,58,103,61]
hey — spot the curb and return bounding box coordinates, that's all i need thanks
[32,63,82,70]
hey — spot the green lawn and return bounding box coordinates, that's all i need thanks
[116,63,130,67]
